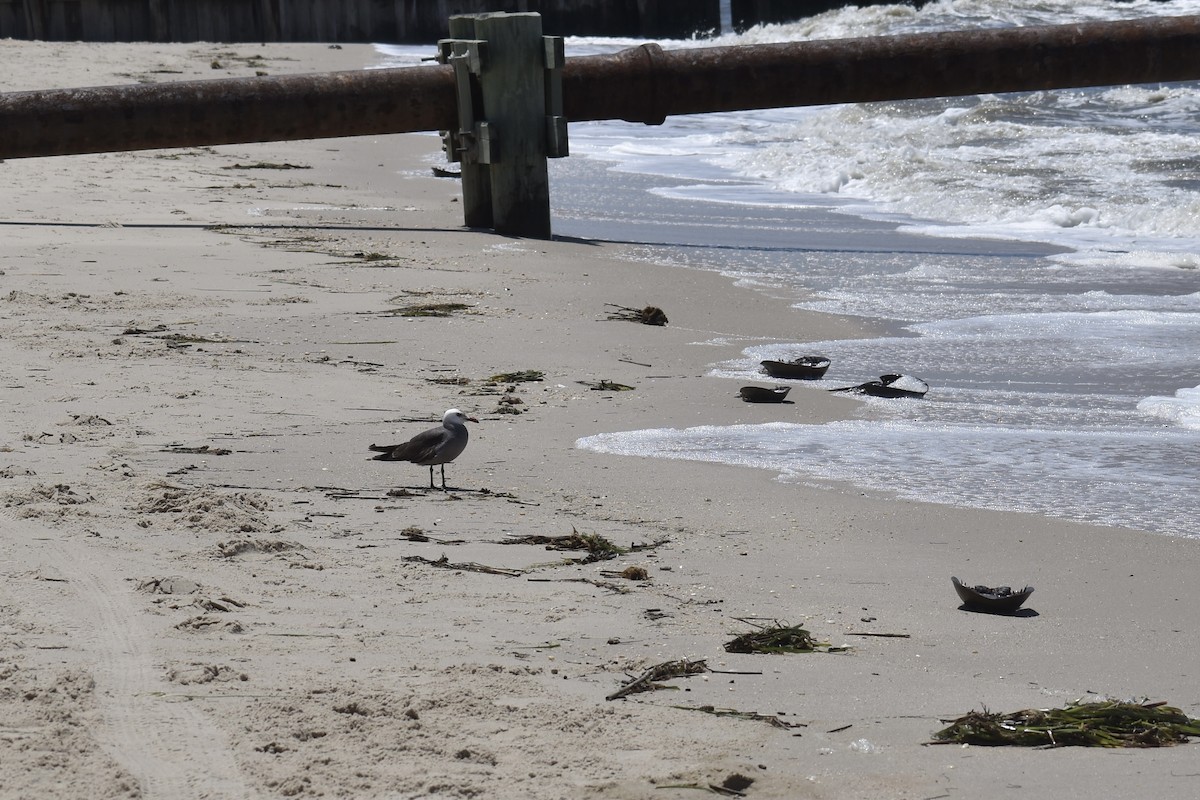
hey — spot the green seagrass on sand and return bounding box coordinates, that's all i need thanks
[932,700,1200,748]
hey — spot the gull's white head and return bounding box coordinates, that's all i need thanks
[444,408,479,425]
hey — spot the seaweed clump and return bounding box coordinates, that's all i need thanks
[932,700,1200,748]
[487,370,544,383]
[604,303,668,326]
[500,529,626,564]
[387,302,472,317]
[723,620,846,654]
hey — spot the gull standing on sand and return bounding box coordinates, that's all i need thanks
[368,408,478,490]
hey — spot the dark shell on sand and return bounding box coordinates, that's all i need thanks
[760,356,832,380]
[739,385,791,403]
[952,577,1034,613]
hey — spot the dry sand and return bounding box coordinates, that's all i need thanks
[2,40,1200,800]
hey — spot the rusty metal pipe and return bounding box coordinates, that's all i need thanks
[1,15,1199,159]
[0,65,457,159]
[562,15,1200,123]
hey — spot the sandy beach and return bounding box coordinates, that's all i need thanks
[3,40,1200,799]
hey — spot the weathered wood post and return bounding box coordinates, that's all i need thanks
[442,16,493,230]
[439,12,566,239]
[22,0,46,39]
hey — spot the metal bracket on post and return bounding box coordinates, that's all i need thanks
[437,25,493,229]
[544,35,568,158]
[436,12,556,239]
[437,39,495,165]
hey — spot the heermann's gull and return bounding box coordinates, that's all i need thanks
[368,408,478,490]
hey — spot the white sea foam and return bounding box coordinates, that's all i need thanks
[1137,385,1200,430]
[532,0,1200,261]
[576,419,1200,537]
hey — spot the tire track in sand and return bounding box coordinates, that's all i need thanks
[0,512,254,800]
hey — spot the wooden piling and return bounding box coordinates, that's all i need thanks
[447,15,493,231]
[473,13,552,239]
[0,0,730,43]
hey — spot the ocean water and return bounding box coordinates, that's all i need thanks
[374,0,1200,538]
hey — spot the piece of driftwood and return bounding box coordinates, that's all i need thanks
[606,658,708,701]
[401,554,523,577]
[526,576,631,594]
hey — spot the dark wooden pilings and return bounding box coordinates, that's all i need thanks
[0,0,920,42]
[0,0,837,43]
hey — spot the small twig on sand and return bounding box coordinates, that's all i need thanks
[577,379,635,391]
[402,554,523,577]
[606,658,708,701]
[672,704,806,730]
[657,774,755,797]
[526,577,631,594]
